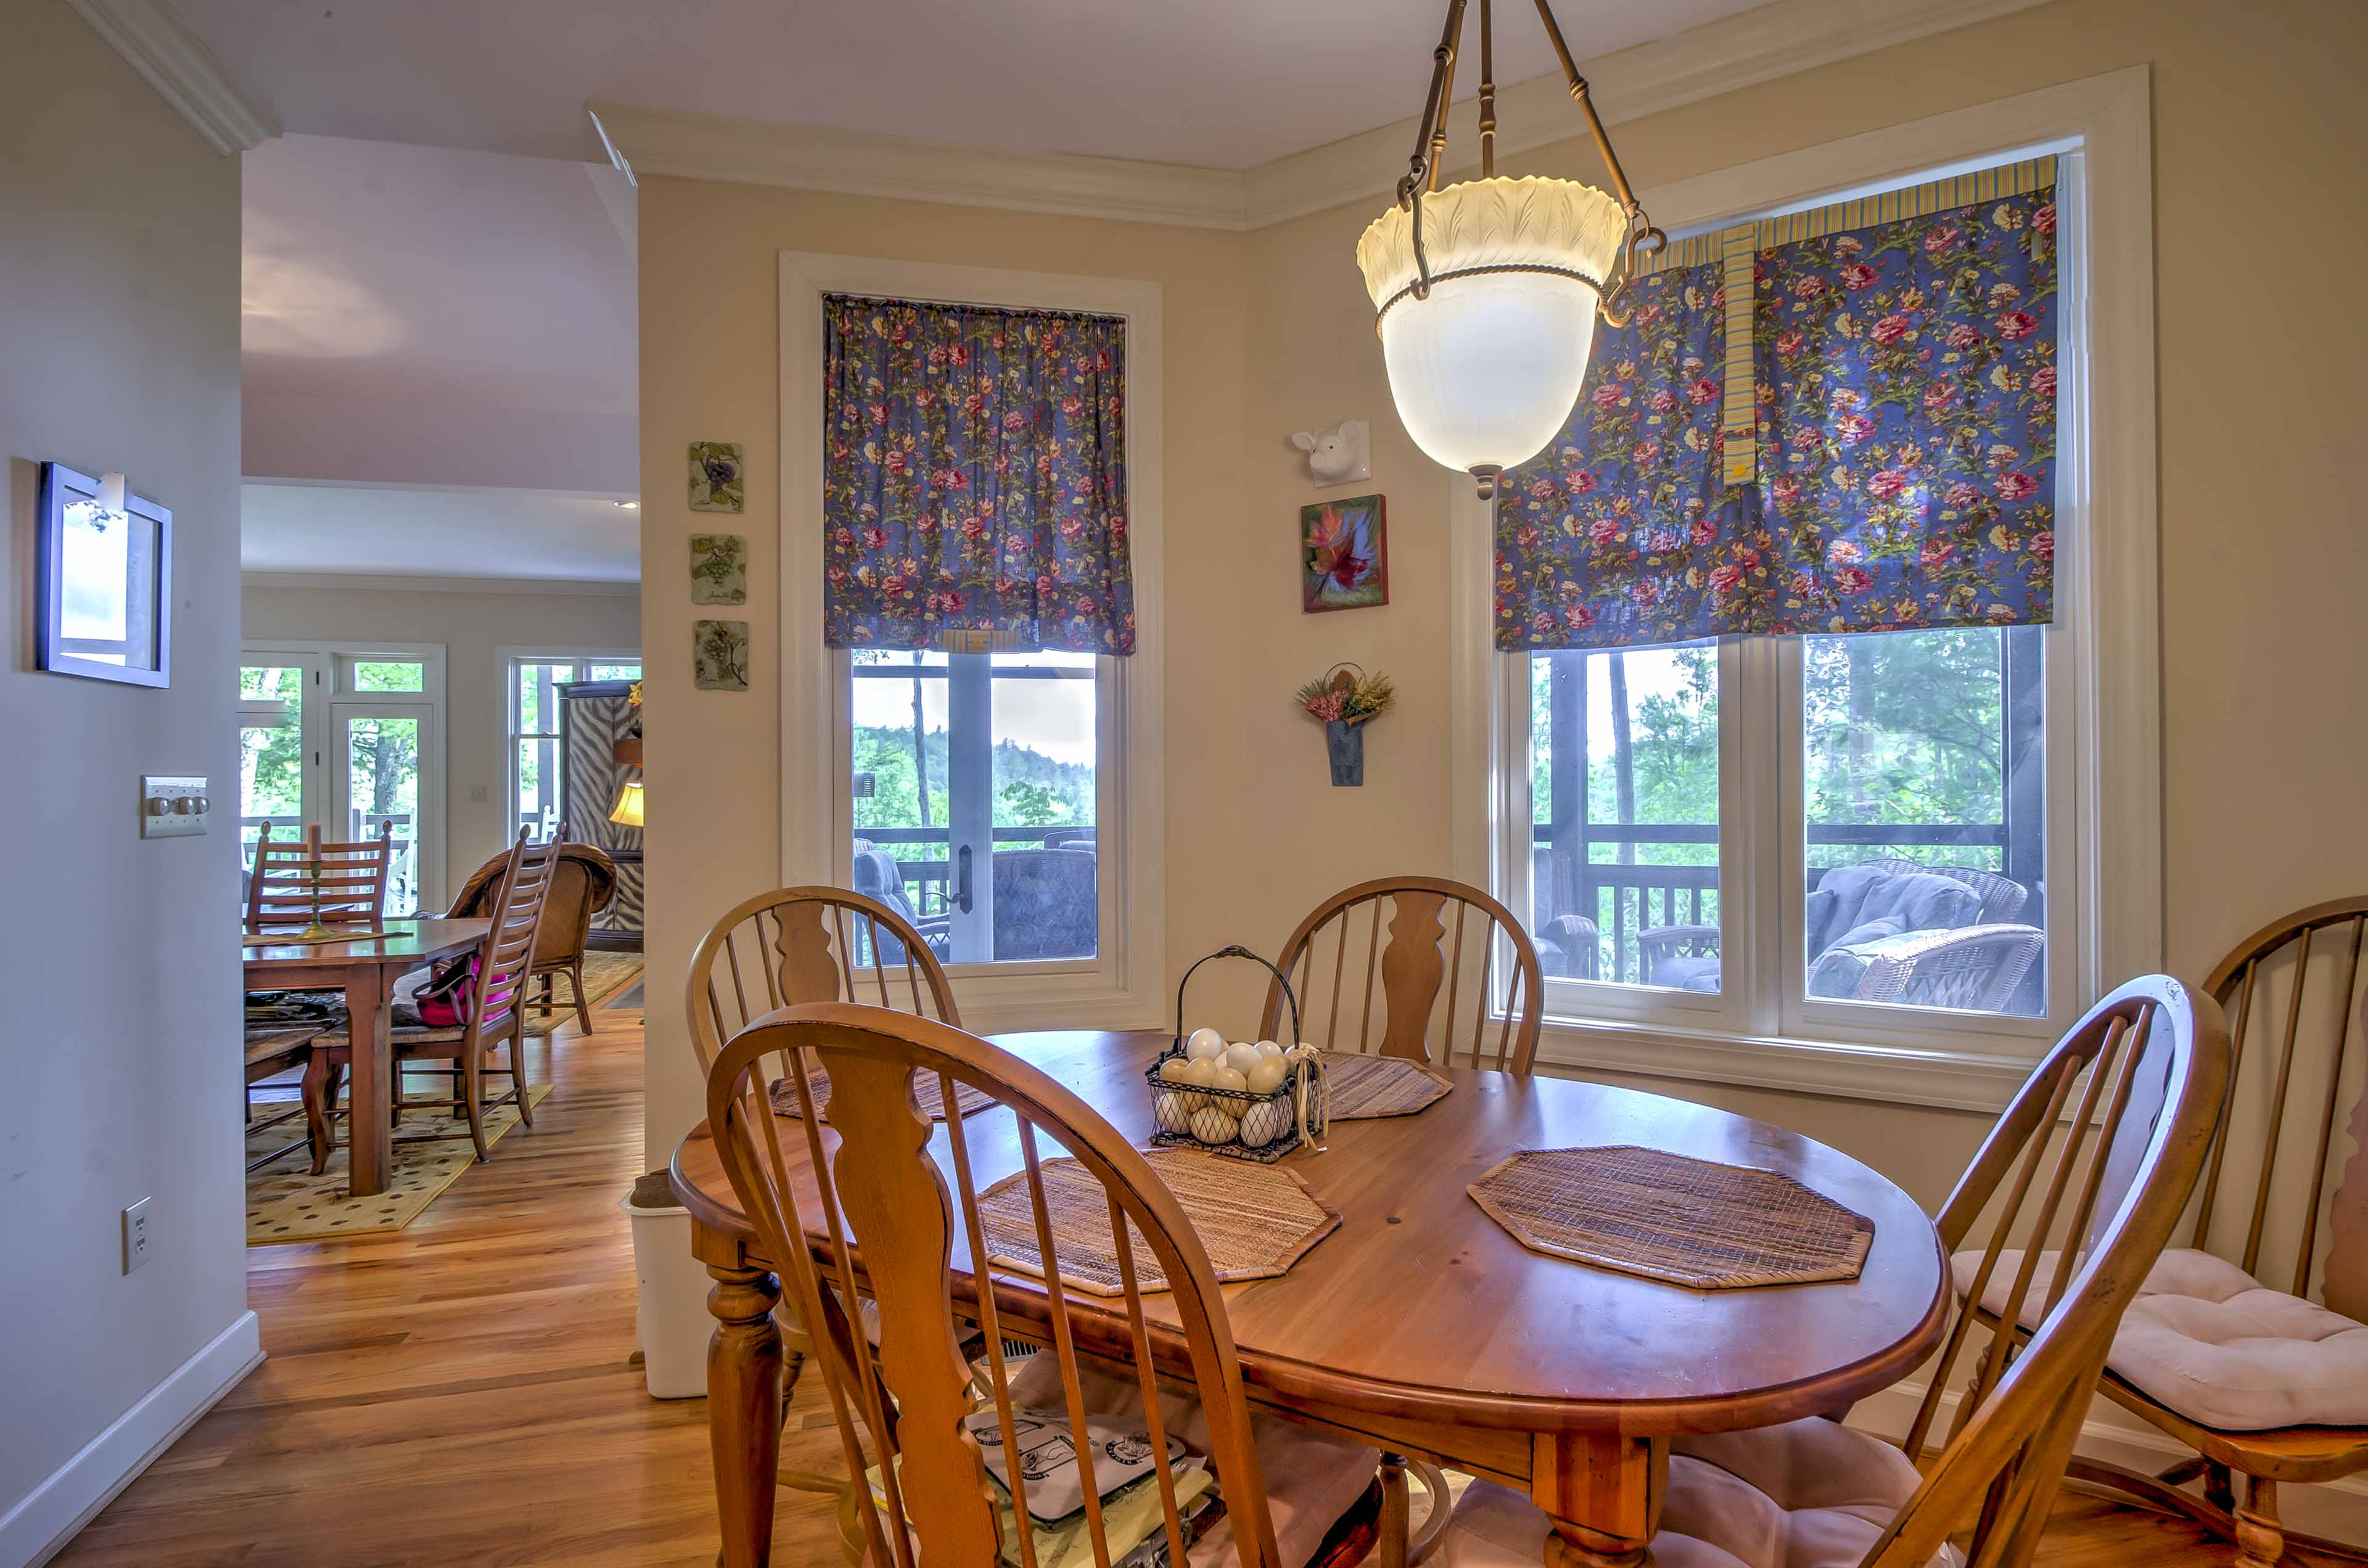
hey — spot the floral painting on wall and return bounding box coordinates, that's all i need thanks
[693,618,749,691]
[1301,493,1388,612]
[689,533,746,604]
[689,441,744,513]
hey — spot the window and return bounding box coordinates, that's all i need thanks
[1458,107,2163,1101]
[848,650,1100,966]
[238,644,446,914]
[504,651,642,843]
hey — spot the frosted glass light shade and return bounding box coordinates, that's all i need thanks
[1357,176,1629,489]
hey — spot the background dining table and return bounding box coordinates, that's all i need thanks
[242,917,488,1196]
[669,1027,1950,1567]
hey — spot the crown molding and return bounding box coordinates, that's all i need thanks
[242,572,638,598]
[590,0,2049,234]
[588,103,1248,231]
[1241,0,2055,228]
[68,0,279,155]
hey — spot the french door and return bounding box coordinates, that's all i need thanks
[331,703,436,916]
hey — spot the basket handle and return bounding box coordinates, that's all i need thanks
[1174,944,1301,1049]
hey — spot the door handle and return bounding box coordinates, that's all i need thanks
[955,844,975,914]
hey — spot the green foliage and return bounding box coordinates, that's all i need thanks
[850,726,1093,834]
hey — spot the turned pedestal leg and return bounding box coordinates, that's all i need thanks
[1380,1452,1410,1568]
[2235,1476,2284,1568]
[1534,1433,1665,1567]
[707,1262,783,1568]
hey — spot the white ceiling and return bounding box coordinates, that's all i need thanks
[242,134,638,495]
[167,0,1767,171]
[241,482,641,582]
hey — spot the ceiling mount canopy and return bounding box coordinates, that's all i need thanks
[1357,0,1665,498]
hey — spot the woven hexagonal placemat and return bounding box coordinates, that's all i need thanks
[976,1147,1341,1297]
[1468,1145,1875,1289]
[768,1061,997,1123]
[1321,1051,1453,1119]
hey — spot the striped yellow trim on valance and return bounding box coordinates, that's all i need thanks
[1630,155,2056,488]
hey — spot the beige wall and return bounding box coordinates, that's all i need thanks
[0,0,250,1551]
[638,0,2368,1210]
[240,578,641,897]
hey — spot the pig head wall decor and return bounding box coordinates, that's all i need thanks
[1289,420,1371,488]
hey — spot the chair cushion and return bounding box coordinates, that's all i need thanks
[1439,1419,1959,1568]
[1806,866,1982,964]
[1656,954,1724,994]
[1004,1352,1378,1567]
[1952,1246,2368,1431]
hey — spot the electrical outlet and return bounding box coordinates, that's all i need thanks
[123,1197,152,1274]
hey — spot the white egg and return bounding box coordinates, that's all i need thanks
[1185,1027,1227,1062]
[1154,1092,1197,1134]
[1254,1040,1285,1059]
[1238,1098,1289,1147]
[1212,1065,1249,1094]
[1220,1043,1261,1076]
[1189,1104,1241,1145]
[1244,1057,1287,1095]
[1183,1057,1218,1090]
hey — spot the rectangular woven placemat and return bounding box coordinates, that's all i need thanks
[976,1147,1341,1297]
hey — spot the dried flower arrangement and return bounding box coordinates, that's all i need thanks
[1294,664,1396,727]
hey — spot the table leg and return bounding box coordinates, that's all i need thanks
[343,967,394,1197]
[1533,1432,1666,1567]
[708,1262,783,1568]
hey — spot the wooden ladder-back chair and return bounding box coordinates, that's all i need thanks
[2058,898,2368,1567]
[684,885,961,1503]
[704,1003,1386,1567]
[245,821,393,931]
[1436,976,2229,1568]
[300,830,559,1168]
[1262,876,1544,1076]
[448,822,620,1035]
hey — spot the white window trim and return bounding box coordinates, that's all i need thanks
[497,646,644,844]
[778,253,1168,1034]
[1449,66,2160,1114]
[241,639,450,914]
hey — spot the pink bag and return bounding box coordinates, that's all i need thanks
[413,954,479,1028]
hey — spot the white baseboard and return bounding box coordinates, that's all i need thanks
[1,1311,263,1568]
[1849,1378,2368,1546]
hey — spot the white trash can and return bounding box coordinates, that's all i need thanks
[622,1186,710,1399]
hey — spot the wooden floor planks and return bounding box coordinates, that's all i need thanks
[47,1006,2270,1566]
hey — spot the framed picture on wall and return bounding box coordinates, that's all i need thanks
[1301,492,1388,613]
[35,461,171,688]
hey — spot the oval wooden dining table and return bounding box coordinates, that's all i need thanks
[669,1028,1949,1567]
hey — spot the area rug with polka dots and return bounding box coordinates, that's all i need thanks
[244,1080,555,1244]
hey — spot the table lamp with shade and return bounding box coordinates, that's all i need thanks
[607,780,644,828]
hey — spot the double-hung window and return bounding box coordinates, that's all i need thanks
[1462,102,2160,1106]
[504,650,642,842]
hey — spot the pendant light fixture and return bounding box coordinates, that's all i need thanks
[1357,0,1665,498]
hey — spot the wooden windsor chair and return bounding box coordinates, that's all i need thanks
[245,820,394,931]
[703,1003,1388,1567]
[684,885,961,1501]
[1436,974,2229,1568]
[300,829,558,1168]
[1258,876,1542,1561]
[1261,876,1544,1075]
[2042,898,2368,1567]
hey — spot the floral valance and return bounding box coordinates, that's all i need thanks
[1497,159,2058,650]
[823,296,1134,654]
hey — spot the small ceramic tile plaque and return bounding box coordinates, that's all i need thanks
[688,441,744,513]
[693,618,749,691]
[689,533,746,604]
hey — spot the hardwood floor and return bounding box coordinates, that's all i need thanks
[49,1004,2279,1566]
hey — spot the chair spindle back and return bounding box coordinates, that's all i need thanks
[686,887,956,1073]
[705,1003,1288,1567]
[465,829,558,1042]
[1263,876,1544,1073]
[245,821,394,931]
[1873,976,2227,1568]
[2185,897,2368,1313]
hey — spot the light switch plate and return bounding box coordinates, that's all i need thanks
[140,775,210,838]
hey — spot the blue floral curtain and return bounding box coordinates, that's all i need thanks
[1497,174,2058,650]
[823,296,1133,654]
